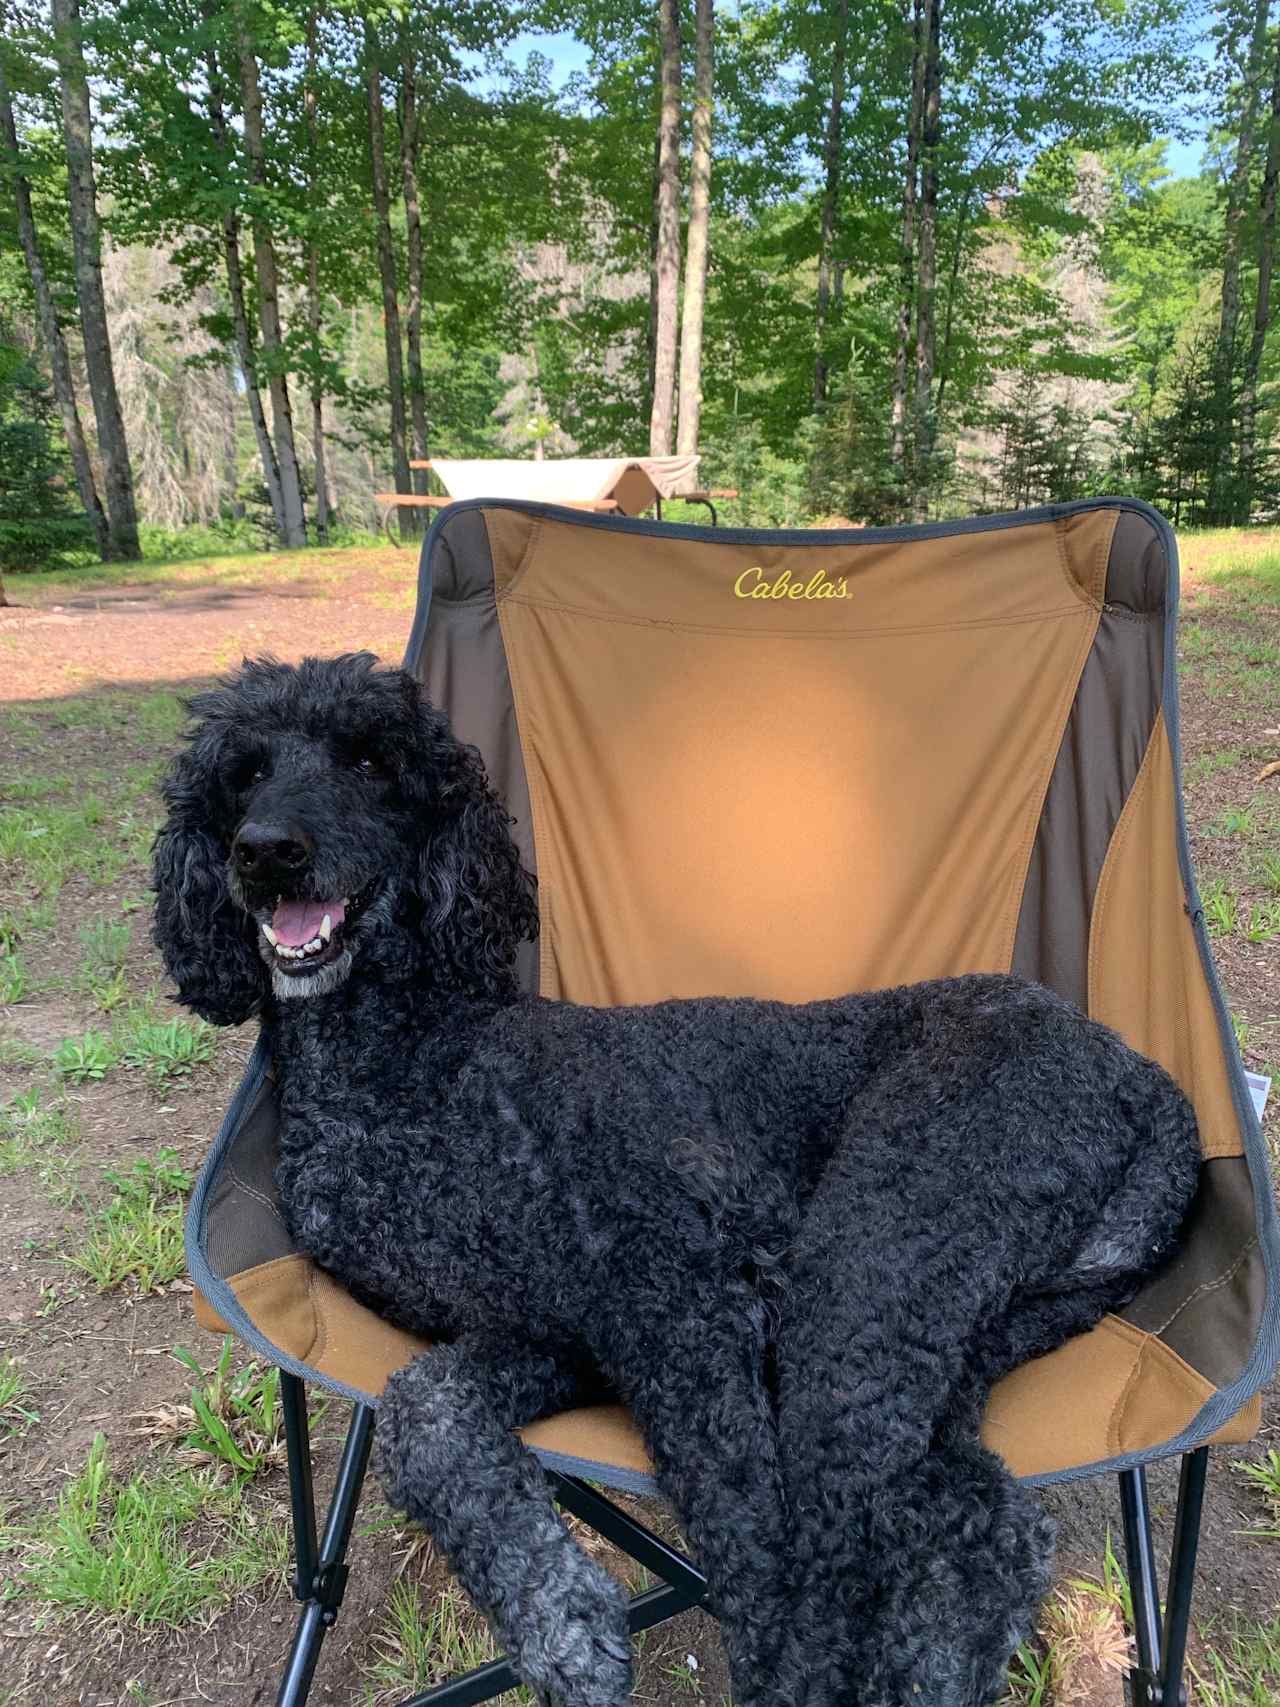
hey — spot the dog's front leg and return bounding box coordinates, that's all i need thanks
[375,1334,632,1707]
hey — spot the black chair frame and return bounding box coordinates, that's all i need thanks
[273,1372,1208,1707]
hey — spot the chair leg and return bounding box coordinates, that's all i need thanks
[277,1378,376,1707]
[1118,1448,1209,1707]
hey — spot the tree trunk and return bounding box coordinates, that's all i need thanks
[649,0,682,457]
[890,0,925,482]
[0,60,109,558]
[814,0,850,406]
[239,33,307,546]
[205,45,288,541]
[646,128,661,424]
[1210,0,1271,523]
[401,29,430,488]
[911,0,941,519]
[50,0,140,559]
[1238,32,1280,522]
[676,0,713,456]
[305,7,331,543]
[365,29,414,525]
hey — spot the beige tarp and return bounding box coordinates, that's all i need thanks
[427,457,700,515]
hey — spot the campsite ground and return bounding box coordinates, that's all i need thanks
[0,528,1276,1706]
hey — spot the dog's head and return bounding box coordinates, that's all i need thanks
[151,653,536,1023]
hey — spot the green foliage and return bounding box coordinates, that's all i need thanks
[13,1434,286,1626]
[0,333,92,573]
[62,1149,191,1292]
[117,1008,216,1087]
[52,1029,117,1082]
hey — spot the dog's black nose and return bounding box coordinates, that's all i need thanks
[232,821,313,883]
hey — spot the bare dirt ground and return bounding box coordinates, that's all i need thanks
[0,533,1277,1707]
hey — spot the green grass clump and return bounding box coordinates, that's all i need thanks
[1201,878,1240,938]
[117,1010,217,1087]
[14,1434,287,1627]
[0,1356,38,1438]
[52,1029,118,1083]
[62,1151,192,1294]
[363,1579,509,1707]
[1235,1449,1280,1537]
[167,1339,292,1478]
[0,950,25,1003]
[0,1088,79,1197]
[1191,1616,1280,1705]
[77,917,132,1010]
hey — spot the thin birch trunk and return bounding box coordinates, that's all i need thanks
[814,0,849,406]
[305,7,330,542]
[239,33,307,546]
[649,0,682,457]
[0,61,109,558]
[1210,0,1271,522]
[50,0,140,559]
[365,30,414,524]
[1239,33,1280,522]
[676,0,713,457]
[400,30,430,488]
[911,0,941,519]
[205,45,287,541]
[890,0,925,481]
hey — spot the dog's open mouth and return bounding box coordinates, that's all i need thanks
[258,884,373,976]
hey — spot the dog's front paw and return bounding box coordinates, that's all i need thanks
[512,1541,632,1707]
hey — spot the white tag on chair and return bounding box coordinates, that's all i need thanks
[1245,1071,1271,1122]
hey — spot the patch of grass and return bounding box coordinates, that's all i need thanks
[1243,900,1280,943]
[362,1579,519,1707]
[62,1150,191,1294]
[12,1433,287,1628]
[78,916,131,985]
[135,1338,322,1480]
[1192,1616,1280,1705]
[1002,1642,1051,1706]
[1201,878,1240,938]
[0,950,25,1003]
[1234,1449,1280,1537]
[1209,806,1257,837]
[52,1029,118,1083]
[1186,746,1243,783]
[0,1088,79,1197]
[0,1035,43,1069]
[116,1006,217,1087]
[0,1355,38,1438]
[1256,848,1280,895]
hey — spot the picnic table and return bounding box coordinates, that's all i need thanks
[375,456,738,539]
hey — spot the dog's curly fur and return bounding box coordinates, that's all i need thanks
[154,653,1202,1707]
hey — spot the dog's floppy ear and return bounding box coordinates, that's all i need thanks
[411,698,537,997]
[152,728,265,1027]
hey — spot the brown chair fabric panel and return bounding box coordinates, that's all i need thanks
[192,1258,1259,1479]
[415,507,539,992]
[1121,1156,1266,1386]
[1088,713,1243,1160]
[496,513,1104,1006]
[1011,513,1165,1006]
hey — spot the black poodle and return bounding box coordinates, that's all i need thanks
[153,653,1201,1707]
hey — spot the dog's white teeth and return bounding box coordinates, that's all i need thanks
[262,924,278,945]
[319,914,332,942]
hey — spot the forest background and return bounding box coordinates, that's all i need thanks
[4,0,1280,575]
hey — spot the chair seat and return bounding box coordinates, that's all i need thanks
[191,1257,1259,1492]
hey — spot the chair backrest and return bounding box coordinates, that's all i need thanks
[409,497,1277,1479]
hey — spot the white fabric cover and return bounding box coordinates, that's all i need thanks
[428,456,700,513]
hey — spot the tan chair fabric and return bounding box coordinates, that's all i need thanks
[187,497,1275,1490]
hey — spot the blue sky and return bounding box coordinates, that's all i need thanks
[507,27,1208,182]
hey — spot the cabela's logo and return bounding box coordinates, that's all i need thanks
[733,565,849,600]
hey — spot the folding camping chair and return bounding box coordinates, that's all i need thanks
[185,496,1279,1707]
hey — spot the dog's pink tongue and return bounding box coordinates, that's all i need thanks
[272,899,345,947]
